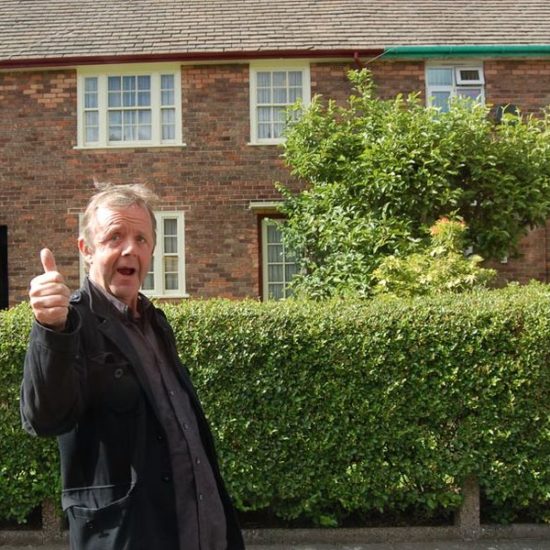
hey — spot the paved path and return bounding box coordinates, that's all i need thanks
[1,540,550,550]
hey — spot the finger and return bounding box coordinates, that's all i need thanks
[40,248,58,274]
[30,279,71,299]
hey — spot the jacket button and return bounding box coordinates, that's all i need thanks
[86,520,94,530]
[114,368,124,379]
[156,434,164,441]
[162,474,171,483]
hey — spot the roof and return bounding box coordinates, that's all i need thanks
[1,0,550,67]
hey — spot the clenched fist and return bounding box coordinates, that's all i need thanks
[29,248,71,331]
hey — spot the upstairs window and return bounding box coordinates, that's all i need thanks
[426,65,485,112]
[250,62,310,144]
[77,64,182,148]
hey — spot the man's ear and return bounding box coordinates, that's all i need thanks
[78,237,93,266]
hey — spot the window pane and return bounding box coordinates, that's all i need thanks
[109,125,122,141]
[123,111,136,140]
[458,69,480,81]
[289,88,302,103]
[162,109,176,140]
[273,122,285,138]
[108,91,121,108]
[258,123,271,139]
[267,223,281,242]
[273,87,287,104]
[286,263,299,280]
[288,71,302,86]
[257,72,271,87]
[85,77,98,92]
[86,126,99,143]
[137,91,151,106]
[164,218,177,235]
[458,87,482,101]
[85,111,98,126]
[137,75,150,90]
[272,72,286,87]
[108,111,122,141]
[108,76,121,91]
[123,91,135,107]
[162,109,175,125]
[268,264,283,282]
[85,93,98,109]
[274,107,286,122]
[165,256,178,272]
[268,244,283,263]
[142,272,154,291]
[268,284,284,300]
[258,107,271,123]
[431,91,451,112]
[161,74,175,106]
[123,76,136,91]
[165,273,178,290]
[164,237,177,254]
[138,125,151,140]
[109,111,122,125]
[84,78,98,109]
[257,88,271,104]
[161,90,174,105]
[427,68,453,86]
[161,74,174,89]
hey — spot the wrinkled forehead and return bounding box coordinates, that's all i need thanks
[92,204,155,239]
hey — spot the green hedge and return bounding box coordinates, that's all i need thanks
[1,285,549,525]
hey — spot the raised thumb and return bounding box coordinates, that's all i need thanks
[40,248,58,273]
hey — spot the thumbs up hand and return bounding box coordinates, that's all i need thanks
[29,248,71,331]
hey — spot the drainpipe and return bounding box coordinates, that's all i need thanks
[381,44,550,59]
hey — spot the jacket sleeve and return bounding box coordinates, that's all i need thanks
[20,307,86,437]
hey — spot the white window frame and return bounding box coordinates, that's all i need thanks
[249,60,311,145]
[455,67,484,86]
[426,62,485,111]
[79,211,187,298]
[142,211,187,298]
[76,63,183,149]
[261,217,298,301]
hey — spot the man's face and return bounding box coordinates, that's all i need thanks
[79,204,155,312]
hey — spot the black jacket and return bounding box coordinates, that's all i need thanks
[21,278,244,550]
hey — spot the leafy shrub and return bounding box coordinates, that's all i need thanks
[373,217,496,297]
[278,69,550,299]
[1,287,548,525]
[0,303,59,523]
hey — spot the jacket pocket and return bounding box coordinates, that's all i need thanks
[64,483,136,550]
[88,354,141,414]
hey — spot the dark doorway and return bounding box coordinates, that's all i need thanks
[0,226,8,309]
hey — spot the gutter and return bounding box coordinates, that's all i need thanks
[0,48,384,70]
[381,44,550,59]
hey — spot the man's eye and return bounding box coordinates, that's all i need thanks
[110,234,121,242]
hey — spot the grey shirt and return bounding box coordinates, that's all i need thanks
[90,282,227,550]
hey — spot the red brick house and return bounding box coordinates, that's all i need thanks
[1,0,550,307]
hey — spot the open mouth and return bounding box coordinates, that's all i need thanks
[117,267,137,277]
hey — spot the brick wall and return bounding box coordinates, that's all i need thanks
[1,58,549,306]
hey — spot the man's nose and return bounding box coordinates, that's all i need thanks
[121,238,138,255]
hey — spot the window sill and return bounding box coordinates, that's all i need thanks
[143,293,190,300]
[247,141,284,147]
[74,143,187,151]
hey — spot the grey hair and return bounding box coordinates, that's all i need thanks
[80,182,159,266]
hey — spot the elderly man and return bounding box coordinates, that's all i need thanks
[21,184,244,550]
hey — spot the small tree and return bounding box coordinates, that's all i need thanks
[373,217,497,297]
[278,69,550,298]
